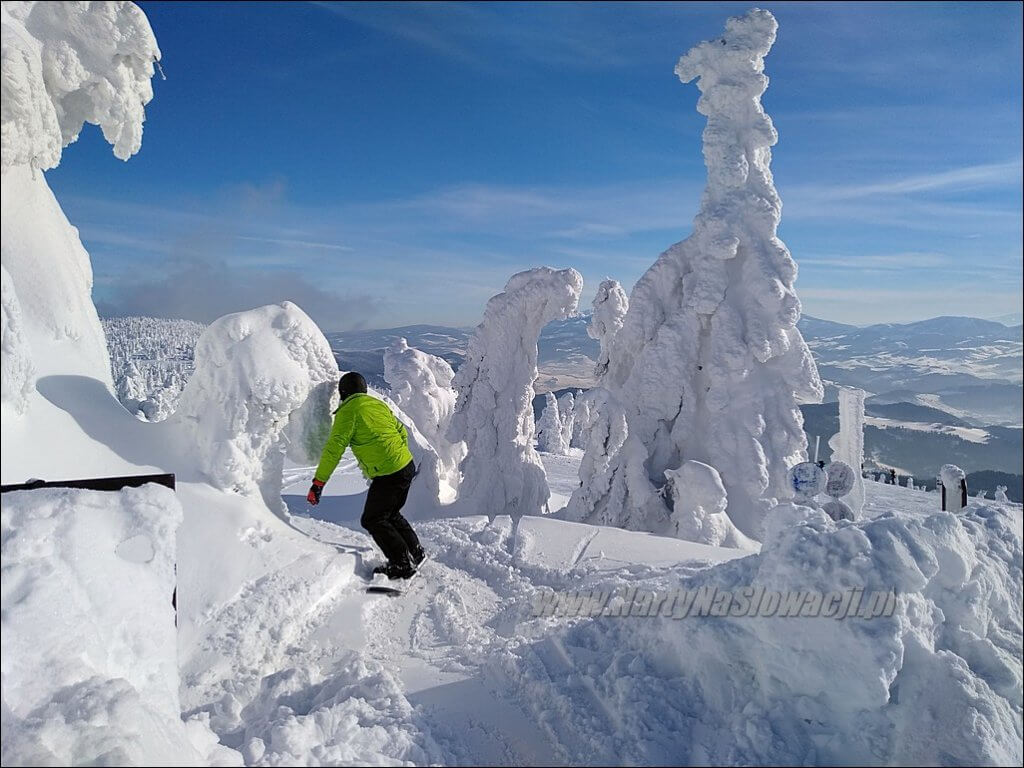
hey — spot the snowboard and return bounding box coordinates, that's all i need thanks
[365,555,427,595]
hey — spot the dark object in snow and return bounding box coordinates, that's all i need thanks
[1,472,176,493]
[367,556,426,595]
[942,478,968,512]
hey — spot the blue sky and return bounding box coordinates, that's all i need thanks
[49,1,1023,331]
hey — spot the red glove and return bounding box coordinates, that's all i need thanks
[307,479,325,505]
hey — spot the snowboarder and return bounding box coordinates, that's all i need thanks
[307,372,425,579]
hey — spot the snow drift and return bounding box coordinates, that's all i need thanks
[448,267,583,517]
[0,485,235,766]
[569,9,822,541]
[528,502,1023,765]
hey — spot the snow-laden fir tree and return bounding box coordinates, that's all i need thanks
[564,281,630,521]
[569,389,590,448]
[556,390,575,452]
[569,9,822,540]
[536,392,568,454]
[447,267,582,516]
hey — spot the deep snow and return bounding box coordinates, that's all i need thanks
[2,4,1022,767]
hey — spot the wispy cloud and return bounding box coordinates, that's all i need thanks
[235,235,353,252]
[799,158,1022,201]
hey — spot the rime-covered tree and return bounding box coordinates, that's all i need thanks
[447,267,582,516]
[383,336,464,491]
[536,392,568,454]
[570,9,822,539]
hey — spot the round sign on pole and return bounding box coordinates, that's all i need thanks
[825,461,856,499]
[789,461,826,502]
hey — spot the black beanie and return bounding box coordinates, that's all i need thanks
[338,371,368,400]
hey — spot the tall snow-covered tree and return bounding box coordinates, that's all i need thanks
[536,392,568,454]
[447,267,582,516]
[569,9,822,539]
[556,390,575,452]
[1,0,161,395]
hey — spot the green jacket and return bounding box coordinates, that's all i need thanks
[314,393,413,483]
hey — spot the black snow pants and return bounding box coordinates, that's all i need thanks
[361,460,421,565]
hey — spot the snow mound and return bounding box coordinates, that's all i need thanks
[533,502,1023,765]
[665,459,755,548]
[1,0,160,173]
[570,8,822,542]
[448,266,583,516]
[0,484,233,766]
[1,263,34,416]
[170,302,338,513]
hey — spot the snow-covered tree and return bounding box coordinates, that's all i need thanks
[168,302,339,513]
[383,336,465,492]
[994,485,1009,502]
[447,267,582,516]
[556,390,575,451]
[536,392,569,454]
[568,9,822,540]
[569,389,591,448]
[1,2,161,393]
[589,279,628,380]
[104,316,207,421]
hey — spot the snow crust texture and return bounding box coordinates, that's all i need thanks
[570,8,823,541]
[448,266,583,516]
[0,485,234,766]
[170,302,338,513]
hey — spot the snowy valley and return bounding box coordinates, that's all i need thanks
[2,4,1021,768]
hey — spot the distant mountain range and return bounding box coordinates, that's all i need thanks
[329,313,1022,426]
